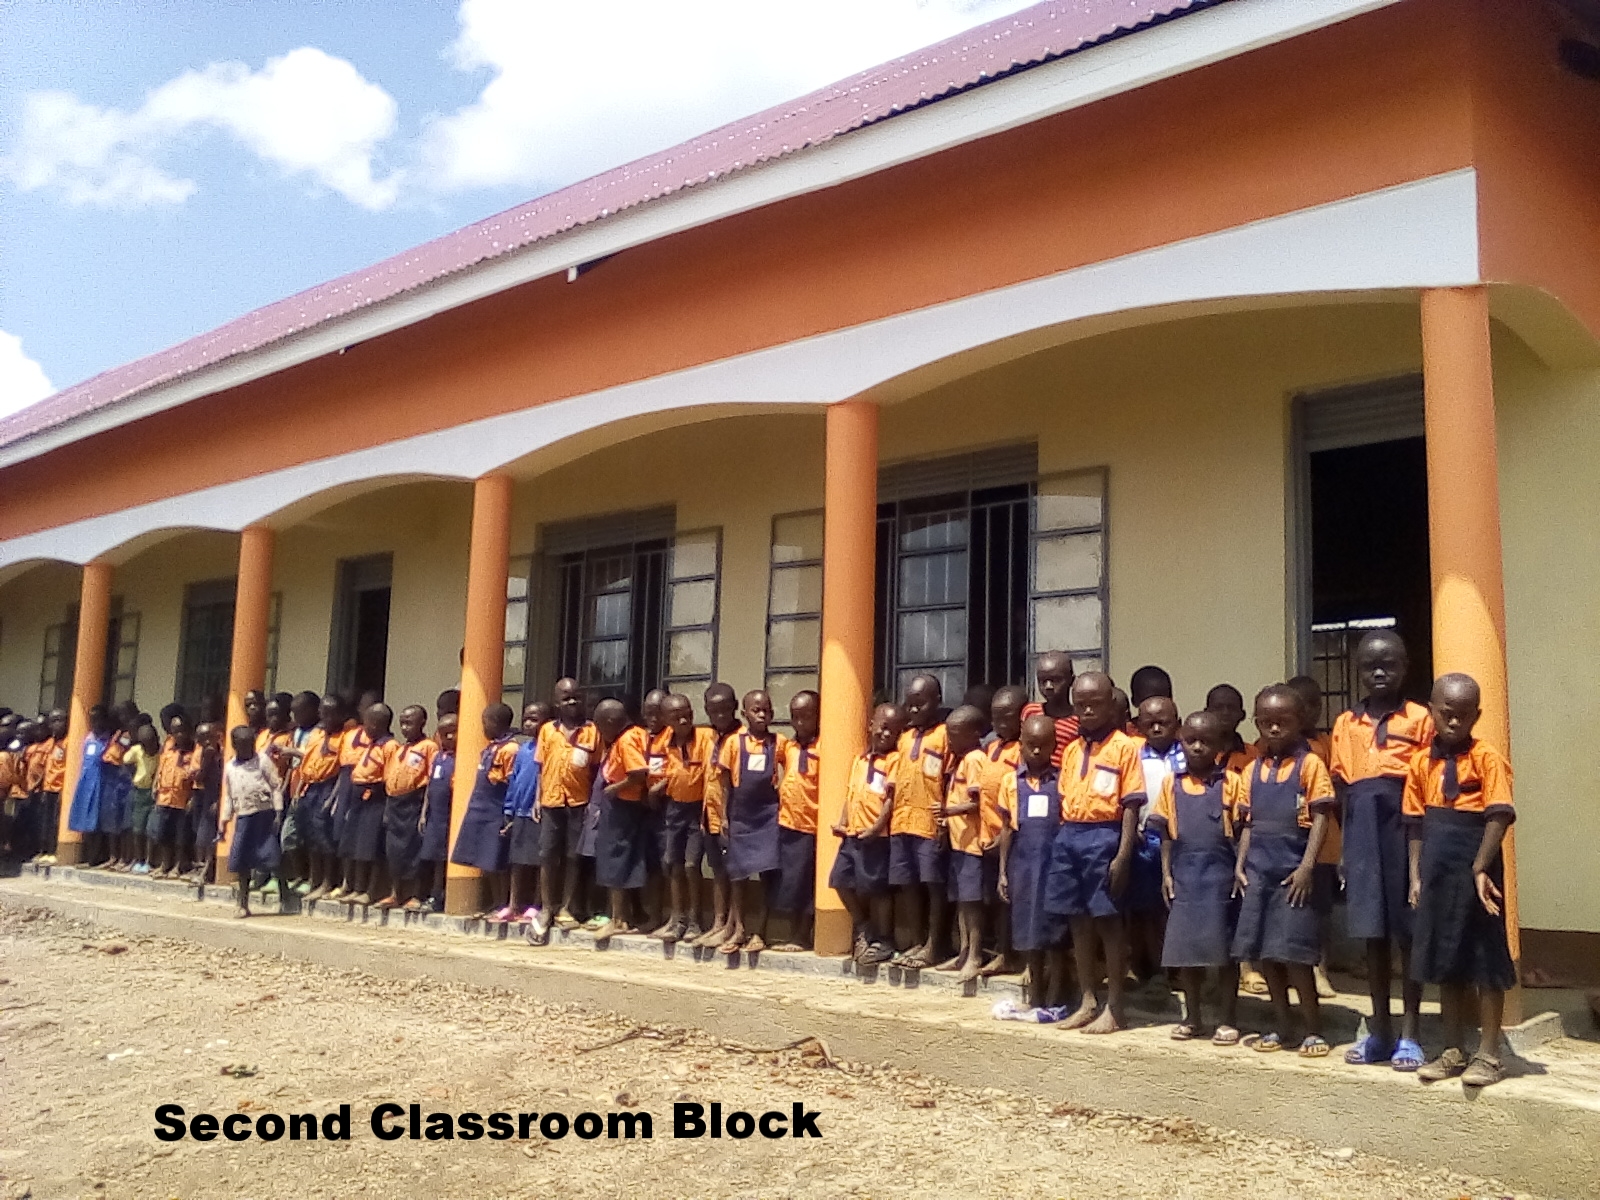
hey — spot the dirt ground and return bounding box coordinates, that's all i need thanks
[0,905,1533,1200]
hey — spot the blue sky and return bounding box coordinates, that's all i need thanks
[0,0,1035,416]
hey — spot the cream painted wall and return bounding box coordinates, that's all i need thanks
[0,561,81,713]
[1496,332,1600,934]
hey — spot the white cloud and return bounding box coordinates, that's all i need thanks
[419,0,1036,193]
[0,331,56,418]
[2,47,402,210]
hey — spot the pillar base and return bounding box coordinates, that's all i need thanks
[54,839,84,866]
[445,874,483,916]
[213,864,237,887]
[813,908,853,958]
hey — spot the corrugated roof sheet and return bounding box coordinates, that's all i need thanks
[0,0,1212,452]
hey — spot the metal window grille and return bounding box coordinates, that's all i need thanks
[661,528,722,715]
[177,580,236,712]
[109,612,140,705]
[764,511,823,722]
[39,622,66,714]
[263,593,283,696]
[1028,467,1110,686]
[1310,616,1397,730]
[503,556,533,710]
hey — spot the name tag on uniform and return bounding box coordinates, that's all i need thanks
[868,772,887,796]
[747,753,767,773]
[921,755,942,778]
[1092,765,1118,798]
[432,765,445,779]
[648,756,665,772]
[569,748,589,770]
[1026,791,1050,819]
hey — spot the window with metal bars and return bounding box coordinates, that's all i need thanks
[38,600,139,714]
[177,580,236,713]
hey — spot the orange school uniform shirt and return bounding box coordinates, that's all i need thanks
[1236,751,1338,861]
[154,745,204,810]
[889,724,951,839]
[537,720,601,807]
[1058,728,1145,824]
[651,727,717,802]
[1402,740,1514,823]
[1020,703,1080,768]
[352,736,398,787]
[997,767,1058,829]
[778,738,820,834]
[603,726,652,802]
[1330,700,1434,784]
[338,725,369,768]
[296,729,344,789]
[718,731,789,788]
[42,738,67,793]
[1148,771,1247,841]
[1220,737,1258,776]
[24,741,49,793]
[841,752,899,836]
[0,750,19,798]
[979,740,1021,848]
[703,725,743,834]
[945,748,991,856]
[385,738,438,795]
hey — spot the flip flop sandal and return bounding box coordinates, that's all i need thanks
[1343,1034,1396,1065]
[1417,1047,1467,1082]
[1390,1038,1425,1072]
[1170,1023,1199,1041]
[857,940,895,966]
[1298,1035,1331,1058]
[1239,1032,1262,1048]
[1461,1053,1504,1087]
[1212,1025,1241,1046]
[1251,1032,1284,1053]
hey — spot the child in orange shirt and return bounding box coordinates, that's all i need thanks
[648,692,716,942]
[938,705,990,983]
[1206,684,1257,774]
[592,697,651,942]
[532,679,600,942]
[695,683,742,948]
[889,674,952,970]
[1231,685,1336,1056]
[1407,673,1516,1088]
[378,705,437,911]
[452,704,519,915]
[1045,672,1147,1033]
[341,704,398,907]
[828,703,904,966]
[716,689,787,954]
[417,712,458,913]
[503,702,554,923]
[770,690,821,952]
[997,714,1068,1008]
[979,686,1025,973]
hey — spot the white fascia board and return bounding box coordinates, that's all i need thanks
[0,0,1403,471]
[0,167,1477,570]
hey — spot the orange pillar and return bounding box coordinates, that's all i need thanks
[1421,285,1520,1016]
[56,561,114,865]
[814,401,878,955]
[445,474,513,915]
[215,526,275,885]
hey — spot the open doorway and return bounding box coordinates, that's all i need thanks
[1296,378,1433,726]
[329,554,392,701]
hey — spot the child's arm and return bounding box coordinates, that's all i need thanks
[1233,828,1251,897]
[1472,815,1512,917]
[1283,811,1328,907]
[1407,827,1423,909]
[864,783,895,838]
[604,767,649,798]
[943,783,980,817]
[1107,803,1139,898]
[1160,836,1175,905]
[996,823,1012,902]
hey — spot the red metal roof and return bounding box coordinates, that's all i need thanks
[1,0,1211,453]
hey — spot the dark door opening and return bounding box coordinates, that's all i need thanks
[329,555,392,701]
[1307,437,1433,722]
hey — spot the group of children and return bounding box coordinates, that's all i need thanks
[1,627,1515,1087]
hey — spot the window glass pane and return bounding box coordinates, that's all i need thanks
[503,643,526,687]
[896,665,964,703]
[584,641,628,688]
[44,625,61,654]
[504,598,528,643]
[1034,533,1103,593]
[769,564,822,616]
[1033,595,1102,654]
[1072,655,1103,677]
[900,510,967,552]
[898,609,967,665]
[673,679,710,719]
[1036,474,1104,531]
[898,551,967,607]
[766,617,821,670]
[507,573,530,601]
[588,591,631,639]
[668,579,716,628]
[671,532,718,579]
[772,513,823,564]
[587,555,632,593]
[667,630,714,678]
[766,672,819,718]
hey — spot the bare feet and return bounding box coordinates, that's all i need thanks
[1060,998,1100,1030]
[957,954,982,984]
[305,885,329,902]
[1081,1006,1126,1034]
[694,923,728,949]
[935,952,966,973]
[375,894,400,910]
[978,952,1009,977]
[743,934,766,953]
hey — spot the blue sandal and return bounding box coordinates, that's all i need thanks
[1390,1038,1425,1072]
[1343,1034,1395,1065]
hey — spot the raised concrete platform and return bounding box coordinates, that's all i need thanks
[4,868,1597,1199]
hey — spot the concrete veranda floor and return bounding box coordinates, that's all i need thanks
[3,865,1597,1198]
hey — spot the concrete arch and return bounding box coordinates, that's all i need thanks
[0,168,1487,570]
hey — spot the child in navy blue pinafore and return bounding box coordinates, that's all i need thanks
[1231,686,1337,1057]
[449,705,518,913]
[66,707,113,845]
[717,690,782,954]
[1150,712,1243,1043]
[417,713,458,912]
[998,715,1069,1011]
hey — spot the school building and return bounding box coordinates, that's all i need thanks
[1,0,1597,978]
